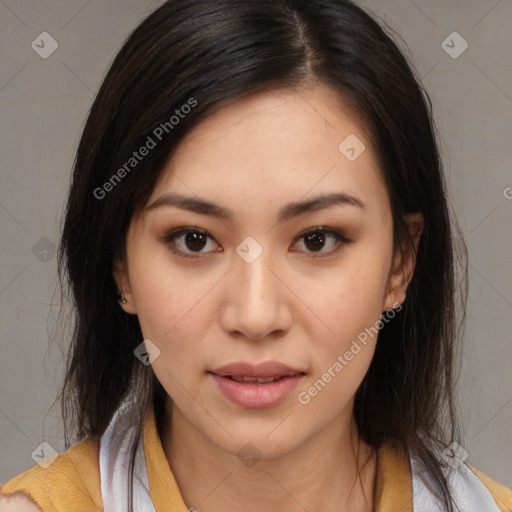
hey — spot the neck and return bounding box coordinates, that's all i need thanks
[161,399,377,512]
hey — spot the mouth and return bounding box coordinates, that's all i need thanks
[210,360,306,379]
[222,375,298,384]
[208,361,306,408]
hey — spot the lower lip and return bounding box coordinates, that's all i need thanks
[211,373,304,408]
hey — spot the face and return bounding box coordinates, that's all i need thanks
[115,85,423,458]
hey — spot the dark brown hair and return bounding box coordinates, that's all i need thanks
[54,1,467,510]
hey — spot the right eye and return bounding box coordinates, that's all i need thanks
[161,227,222,259]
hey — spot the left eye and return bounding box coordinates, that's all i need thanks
[292,228,351,256]
[161,227,351,259]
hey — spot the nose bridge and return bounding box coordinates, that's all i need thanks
[225,235,288,339]
[234,235,276,304]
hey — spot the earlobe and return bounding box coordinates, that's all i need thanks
[383,212,424,312]
[113,259,137,314]
[383,253,406,312]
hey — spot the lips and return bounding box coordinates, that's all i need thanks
[210,361,305,379]
[209,361,306,408]
[229,375,285,383]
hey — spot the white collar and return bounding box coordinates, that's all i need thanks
[99,395,156,512]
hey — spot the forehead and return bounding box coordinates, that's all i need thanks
[147,85,389,222]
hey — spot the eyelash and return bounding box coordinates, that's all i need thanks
[160,226,352,260]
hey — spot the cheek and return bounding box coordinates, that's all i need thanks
[128,243,212,339]
[305,252,390,349]
[296,275,383,414]
[133,267,210,404]
[296,243,391,404]
[130,262,217,401]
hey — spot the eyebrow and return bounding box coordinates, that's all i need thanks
[146,191,366,222]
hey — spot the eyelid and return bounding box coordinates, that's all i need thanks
[290,227,352,257]
[158,227,220,259]
[160,226,352,259]
[295,226,352,245]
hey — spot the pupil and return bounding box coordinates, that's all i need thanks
[186,232,207,251]
[183,231,326,253]
[305,231,325,251]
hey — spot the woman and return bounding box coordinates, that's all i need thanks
[1,1,511,511]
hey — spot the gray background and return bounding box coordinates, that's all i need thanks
[0,0,511,493]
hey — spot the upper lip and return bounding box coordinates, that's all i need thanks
[210,361,305,378]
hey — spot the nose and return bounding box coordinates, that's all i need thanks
[220,244,292,341]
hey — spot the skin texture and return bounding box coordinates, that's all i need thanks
[115,84,423,512]
[0,493,42,512]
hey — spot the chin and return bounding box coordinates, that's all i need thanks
[207,420,307,461]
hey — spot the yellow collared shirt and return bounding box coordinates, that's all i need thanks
[2,407,511,512]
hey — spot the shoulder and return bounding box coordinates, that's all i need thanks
[409,449,512,512]
[0,438,102,512]
[468,464,512,512]
[0,493,42,512]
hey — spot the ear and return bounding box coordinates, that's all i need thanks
[113,258,137,315]
[383,212,424,311]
